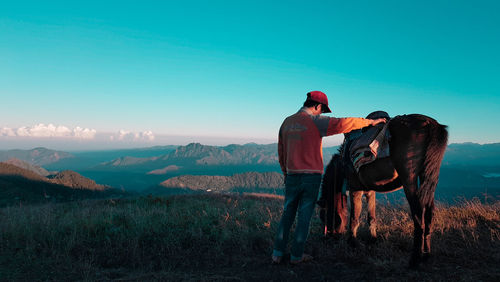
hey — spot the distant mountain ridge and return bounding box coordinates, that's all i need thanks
[443,143,500,166]
[172,143,278,165]
[0,147,73,166]
[6,142,500,168]
[100,143,279,169]
[156,142,279,165]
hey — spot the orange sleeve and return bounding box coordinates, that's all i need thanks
[326,117,373,136]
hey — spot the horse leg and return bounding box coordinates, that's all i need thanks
[397,166,425,267]
[390,137,426,266]
[335,193,348,234]
[405,191,425,268]
[365,190,377,241]
[419,165,440,262]
[423,198,434,261]
[325,192,335,235]
[349,191,363,247]
[390,114,447,267]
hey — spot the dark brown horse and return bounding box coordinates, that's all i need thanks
[319,113,448,267]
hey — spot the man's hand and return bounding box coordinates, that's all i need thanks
[371,118,387,126]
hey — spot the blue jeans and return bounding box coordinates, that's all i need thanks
[273,173,322,261]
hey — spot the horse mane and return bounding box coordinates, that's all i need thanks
[338,141,345,155]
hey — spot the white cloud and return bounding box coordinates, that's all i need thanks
[1,124,155,143]
[0,124,97,139]
[141,130,155,141]
[26,124,71,137]
[111,130,155,142]
[0,127,16,137]
[73,126,97,139]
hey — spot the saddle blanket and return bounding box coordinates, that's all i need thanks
[349,122,391,172]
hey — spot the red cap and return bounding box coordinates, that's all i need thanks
[307,91,332,113]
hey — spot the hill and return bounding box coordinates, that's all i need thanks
[0,147,73,166]
[0,194,498,280]
[0,161,48,182]
[159,171,284,191]
[3,158,51,177]
[48,170,108,190]
[0,163,122,206]
[101,156,158,167]
[147,165,181,175]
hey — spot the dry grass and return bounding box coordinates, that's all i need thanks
[0,194,498,281]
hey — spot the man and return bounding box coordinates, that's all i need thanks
[272,91,386,265]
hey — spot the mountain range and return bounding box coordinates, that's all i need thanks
[0,147,73,166]
[442,142,500,166]
[1,142,499,203]
[99,143,279,169]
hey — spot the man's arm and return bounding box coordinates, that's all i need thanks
[326,117,386,136]
[371,118,387,126]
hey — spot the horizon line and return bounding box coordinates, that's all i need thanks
[1,140,499,153]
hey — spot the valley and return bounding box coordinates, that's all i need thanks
[1,142,499,205]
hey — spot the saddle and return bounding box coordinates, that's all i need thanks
[347,111,391,172]
[341,111,401,190]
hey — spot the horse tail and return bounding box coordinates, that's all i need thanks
[418,120,448,203]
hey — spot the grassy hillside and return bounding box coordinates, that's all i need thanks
[0,194,498,281]
[160,171,284,191]
[0,163,127,207]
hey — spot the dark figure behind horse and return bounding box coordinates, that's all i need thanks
[319,113,448,267]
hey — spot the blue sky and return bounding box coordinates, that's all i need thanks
[1,1,499,149]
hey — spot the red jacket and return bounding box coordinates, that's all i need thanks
[278,107,373,175]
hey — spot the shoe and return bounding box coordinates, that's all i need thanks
[271,255,282,265]
[290,254,313,265]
